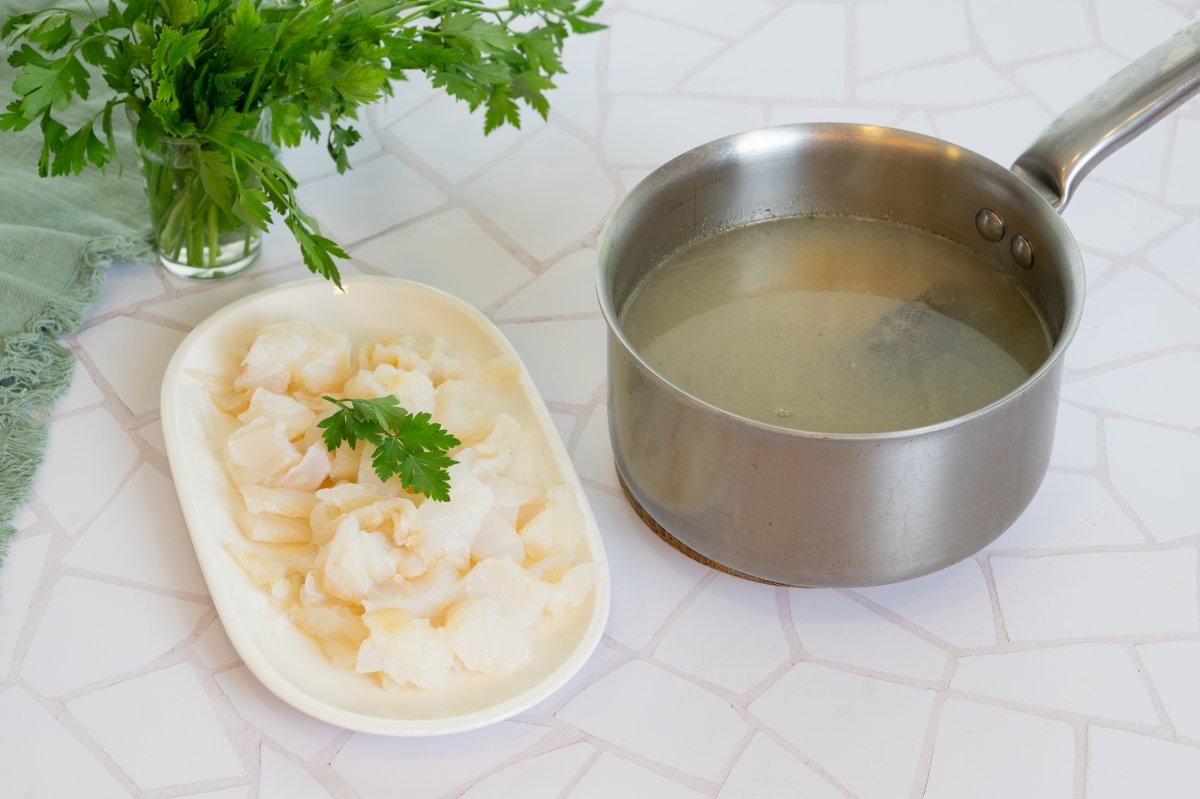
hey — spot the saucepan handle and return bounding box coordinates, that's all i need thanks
[1012,19,1200,212]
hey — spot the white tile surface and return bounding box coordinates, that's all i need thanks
[0,685,129,799]
[1086,727,1200,799]
[717,732,843,799]
[1063,353,1200,427]
[351,208,532,310]
[1164,118,1200,207]
[1064,183,1182,254]
[789,589,949,681]
[54,358,104,414]
[498,319,607,406]
[67,663,245,789]
[21,575,206,696]
[0,532,51,677]
[371,73,437,127]
[605,13,723,94]
[87,263,167,320]
[178,788,249,799]
[465,127,614,260]
[1067,269,1200,372]
[1014,51,1130,113]
[460,742,593,799]
[331,721,551,798]
[9,4,1200,796]
[572,407,618,490]
[1050,403,1099,470]
[76,315,187,416]
[295,157,446,244]
[856,0,970,78]
[990,473,1144,550]
[34,406,139,533]
[924,700,1075,799]
[259,746,334,799]
[654,574,789,693]
[1094,0,1191,59]
[855,558,997,649]
[548,33,602,136]
[278,119,382,184]
[387,93,530,185]
[1149,216,1200,299]
[602,97,766,165]
[992,552,1199,640]
[1137,641,1200,741]
[1088,123,1171,195]
[748,663,936,799]
[951,644,1159,723]
[570,752,706,799]
[558,659,746,780]
[494,249,599,321]
[63,463,207,593]
[1106,420,1200,542]
[585,488,708,651]
[968,0,1094,64]
[932,98,1052,164]
[624,0,775,37]
[215,667,343,760]
[193,617,242,670]
[857,58,1016,106]
[684,5,847,100]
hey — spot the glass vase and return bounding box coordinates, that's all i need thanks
[133,117,266,280]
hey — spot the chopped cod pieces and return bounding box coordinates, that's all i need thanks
[221,321,595,689]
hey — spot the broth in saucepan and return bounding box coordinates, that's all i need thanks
[618,215,1052,433]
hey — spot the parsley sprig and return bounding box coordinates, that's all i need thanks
[319,395,461,502]
[0,0,604,284]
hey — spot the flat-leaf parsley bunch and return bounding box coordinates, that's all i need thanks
[0,0,603,283]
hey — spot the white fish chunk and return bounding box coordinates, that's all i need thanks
[443,597,530,676]
[363,560,465,619]
[458,414,522,478]
[356,608,456,690]
[520,485,585,580]
[225,417,301,486]
[291,325,353,394]
[547,562,599,618]
[237,510,311,544]
[433,379,490,443]
[465,555,551,628]
[316,514,401,603]
[240,485,319,518]
[269,441,331,492]
[470,511,525,563]
[237,388,316,440]
[417,463,493,566]
[481,476,541,527]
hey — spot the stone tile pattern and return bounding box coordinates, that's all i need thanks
[3,1,1199,796]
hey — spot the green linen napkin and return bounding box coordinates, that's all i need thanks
[0,1,152,562]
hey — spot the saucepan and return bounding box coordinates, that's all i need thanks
[597,21,1200,587]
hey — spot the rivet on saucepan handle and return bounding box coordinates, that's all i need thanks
[1011,234,1034,269]
[975,209,1006,241]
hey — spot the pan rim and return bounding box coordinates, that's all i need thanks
[596,122,1087,442]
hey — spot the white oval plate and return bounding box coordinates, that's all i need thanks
[161,276,611,736]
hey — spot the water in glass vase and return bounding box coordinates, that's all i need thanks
[618,215,1053,434]
[134,119,263,280]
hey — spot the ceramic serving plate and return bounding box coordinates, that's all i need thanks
[161,276,611,736]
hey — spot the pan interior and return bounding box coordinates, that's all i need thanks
[617,214,1053,434]
[599,124,1084,434]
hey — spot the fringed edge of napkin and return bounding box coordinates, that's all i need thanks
[0,234,154,564]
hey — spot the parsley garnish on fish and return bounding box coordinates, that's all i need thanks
[319,395,460,501]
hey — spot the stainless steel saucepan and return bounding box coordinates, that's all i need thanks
[597,21,1200,587]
